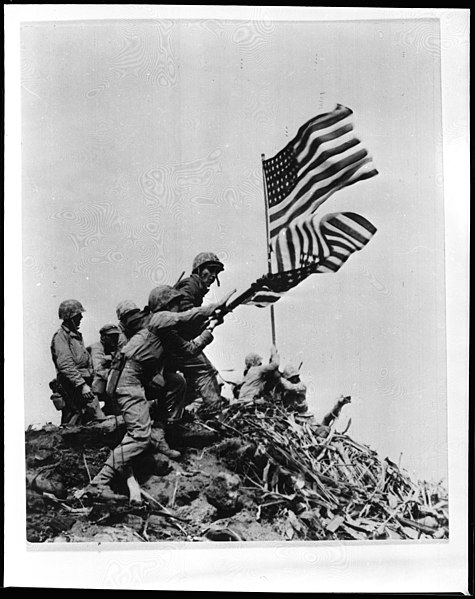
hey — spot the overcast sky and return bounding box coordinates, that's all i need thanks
[17,13,459,486]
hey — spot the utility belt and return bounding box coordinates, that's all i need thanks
[105,353,166,398]
[49,374,93,411]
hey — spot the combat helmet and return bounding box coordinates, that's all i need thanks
[244,352,263,369]
[116,300,140,321]
[192,252,224,274]
[99,323,121,337]
[282,364,300,380]
[58,299,85,320]
[148,285,183,313]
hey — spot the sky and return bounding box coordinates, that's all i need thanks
[5,6,470,593]
[16,11,462,487]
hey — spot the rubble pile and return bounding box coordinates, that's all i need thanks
[24,399,448,543]
[209,400,449,541]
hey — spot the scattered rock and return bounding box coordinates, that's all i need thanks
[175,497,217,523]
[26,472,67,499]
[205,472,242,516]
[209,509,282,542]
[26,490,47,514]
[146,514,181,537]
[30,450,55,466]
[123,514,144,533]
[47,514,76,534]
[203,527,243,541]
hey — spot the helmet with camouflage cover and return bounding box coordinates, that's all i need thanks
[116,300,140,321]
[244,352,263,369]
[148,285,183,313]
[282,364,300,380]
[58,299,85,320]
[99,323,121,337]
[192,252,225,274]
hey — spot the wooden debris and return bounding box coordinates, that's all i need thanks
[210,398,449,541]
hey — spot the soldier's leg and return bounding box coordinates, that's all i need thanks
[91,385,152,486]
[125,466,142,506]
[180,351,223,407]
[163,371,187,422]
[100,392,121,416]
[58,380,82,426]
[61,406,82,426]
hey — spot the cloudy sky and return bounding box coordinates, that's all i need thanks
[15,9,467,488]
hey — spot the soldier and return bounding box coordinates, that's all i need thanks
[50,300,105,425]
[88,323,121,416]
[174,252,229,414]
[175,252,225,314]
[147,284,225,421]
[276,364,309,414]
[115,300,141,349]
[84,290,221,502]
[238,346,280,403]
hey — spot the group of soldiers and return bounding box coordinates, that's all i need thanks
[49,251,309,502]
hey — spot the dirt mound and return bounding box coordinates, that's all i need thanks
[25,401,449,543]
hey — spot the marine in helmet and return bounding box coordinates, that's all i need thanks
[175,252,225,316]
[50,300,105,425]
[146,284,227,419]
[115,300,143,348]
[276,363,308,414]
[238,346,280,403]
[171,253,232,415]
[85,285,222,503]
[88,323,122,416]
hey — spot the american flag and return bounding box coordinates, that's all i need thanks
[241,212,377,308]
[274,211,377,272]
[264,104,378,241]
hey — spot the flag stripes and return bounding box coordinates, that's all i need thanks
[263,104,378,240]
[241,212,377,307]
[273,211,376,272]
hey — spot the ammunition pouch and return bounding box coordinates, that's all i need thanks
[49,378,66,410]
[50,392,65,411]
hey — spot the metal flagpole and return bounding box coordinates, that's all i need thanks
[261,153,276,346]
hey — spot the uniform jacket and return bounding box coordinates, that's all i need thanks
[238,359,280,402]
[117,322,129,350]
[278,378,308,412]
[51,324,93,388]
[175,273,208,310]
[121,306,215,382]
[175,274,212,339]
[88,340,113,394]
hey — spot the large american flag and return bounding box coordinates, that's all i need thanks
[264,104,378,242]
[239,212,377,308]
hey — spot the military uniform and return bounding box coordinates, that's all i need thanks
[274,364,308,414]
[50,324,103,425]
[238,351,280,402]
[88,323,121,415]
[90,304,216,486]
[174,253,225,408]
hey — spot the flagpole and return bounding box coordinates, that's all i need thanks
[261,153,276,346]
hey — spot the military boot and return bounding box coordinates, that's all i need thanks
[150,427,181,460]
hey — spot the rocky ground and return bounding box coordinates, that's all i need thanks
[25,400,449,544]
